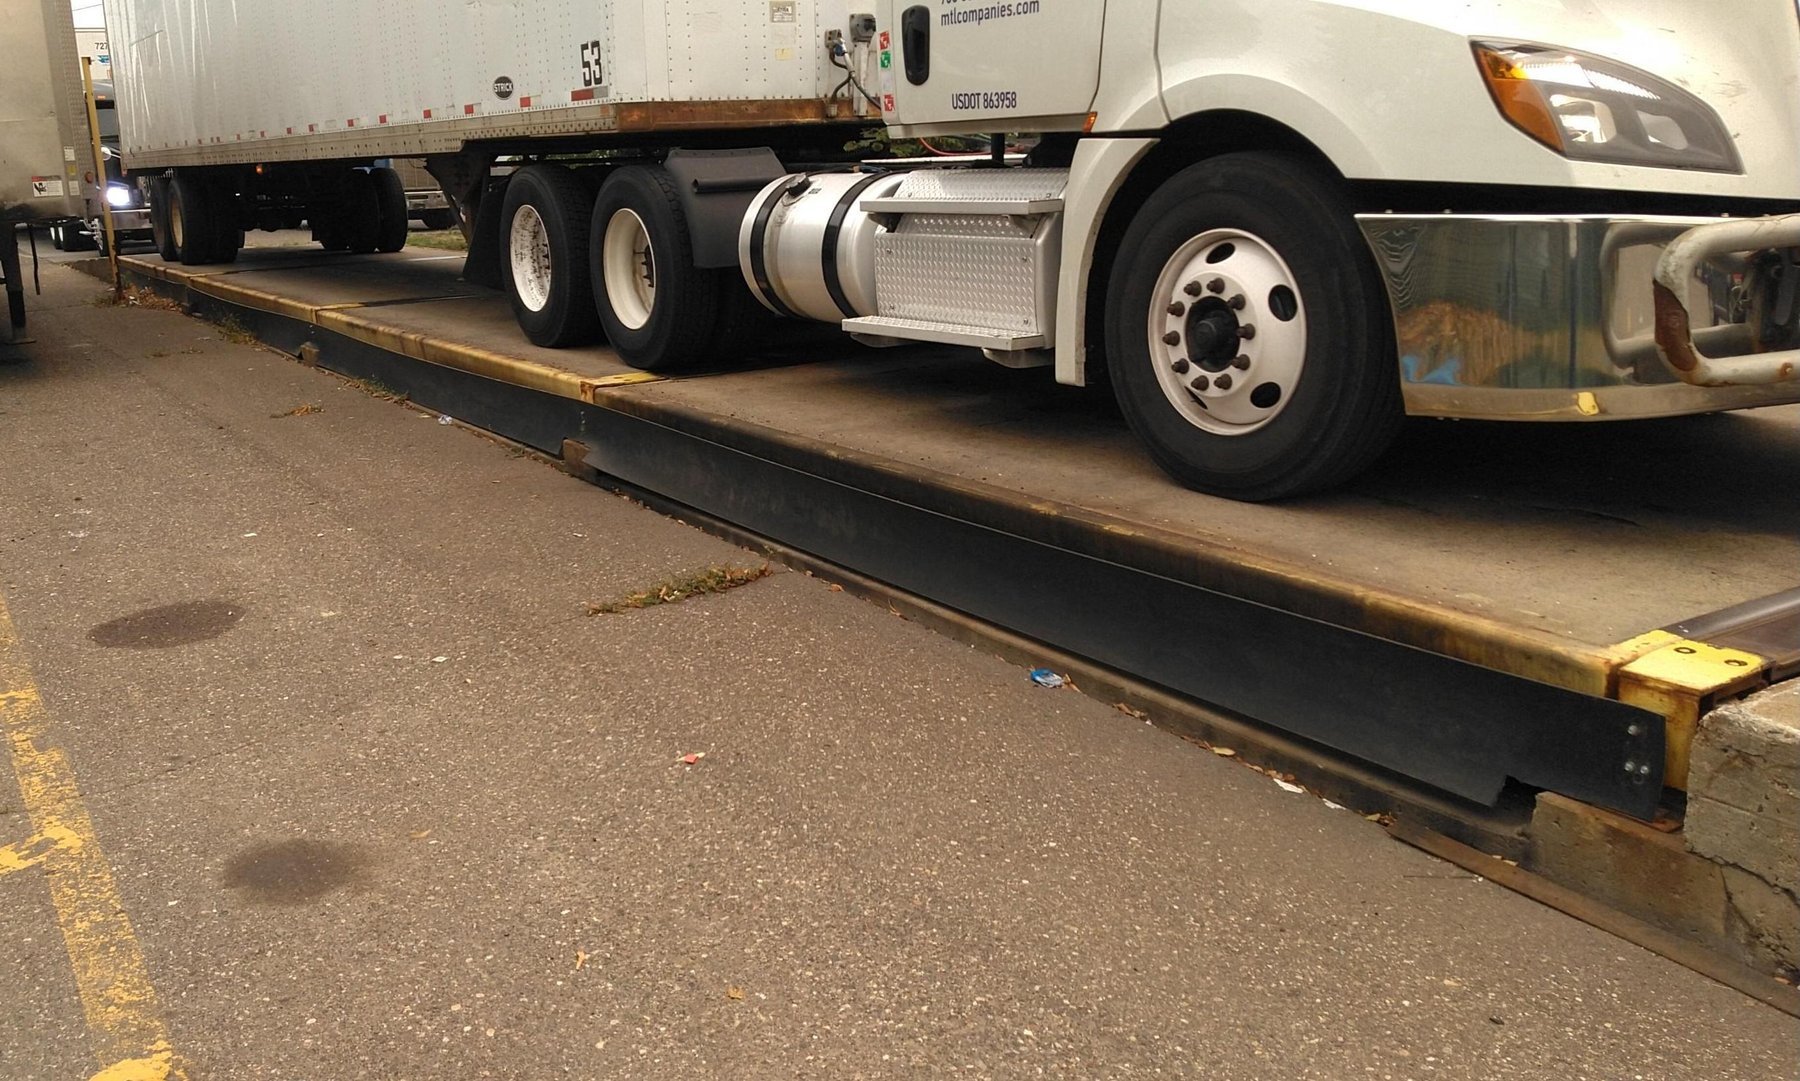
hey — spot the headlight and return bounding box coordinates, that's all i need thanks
[1473,42,1741,173]
[104,184,134,208]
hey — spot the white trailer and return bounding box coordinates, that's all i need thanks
[0,0,88,341]
[103,0,1800,498]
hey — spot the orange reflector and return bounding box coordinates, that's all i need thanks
[1083,111,1098,133]
[1474,45,1562,152]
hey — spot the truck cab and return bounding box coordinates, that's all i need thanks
[847,0,1800,496]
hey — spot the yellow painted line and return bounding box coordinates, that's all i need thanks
[0,593,187,1081]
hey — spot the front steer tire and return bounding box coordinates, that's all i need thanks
[1105,152,1402,500]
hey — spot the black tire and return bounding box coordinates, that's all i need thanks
[588,165,736,371]
[499,165,602,348]
[149,176,178,262]
[370,166,409,253]
[420,207,458,231]
[340,170,382,254]
[49,223,66,251]
[169,173,214,264]
[1105,152,1402,500]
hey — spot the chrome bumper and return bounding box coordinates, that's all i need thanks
[1358,213,1800,421]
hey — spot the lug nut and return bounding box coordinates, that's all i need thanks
[1207,278,1225,294]
[1231,354,1251,370]
[1172,358,1191,374]
[1239,325,1257,340]
[1190,375,1210,392]
[1167,301,1187,317]
[1183,281,1204,297]
[1228,294,1246,311]
[1215,374,1234,391]
[1162,331,1182,346]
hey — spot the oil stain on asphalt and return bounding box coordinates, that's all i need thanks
[89,600,245,648]
[221,840,372,904]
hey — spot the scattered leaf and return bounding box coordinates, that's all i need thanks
[409,829,433,840]
[726,986,744,1001]
[1211,747,1237,757]
[574,950,588,971]
[271,403,323,418]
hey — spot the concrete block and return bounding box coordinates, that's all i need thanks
[1722,865,1800,971]
[1688,683,1800,898]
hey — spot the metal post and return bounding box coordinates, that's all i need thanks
[80,56,120,298]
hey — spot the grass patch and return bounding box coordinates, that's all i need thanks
[587,564,772,615]
[92,285,185,312]
[409,229,468,252]
[343,376,408,403]
[212,316,258,345]
[272,403,323,418]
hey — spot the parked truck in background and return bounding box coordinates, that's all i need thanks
[0,0,87,343]
[45,80,155,255]
[100,1,1800,498]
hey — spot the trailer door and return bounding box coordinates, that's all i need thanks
[880,1,1104,129]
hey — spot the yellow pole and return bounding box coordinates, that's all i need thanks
[79,57,120,298]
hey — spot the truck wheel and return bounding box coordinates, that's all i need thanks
[1105,152,1401,500]
[370,167,409,253]
[420,208,458,231]
[589,165,730,371]
[149,176,178,261]
[340,170,382,254]
[499,165,601,347]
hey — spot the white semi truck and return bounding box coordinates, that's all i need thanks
[102,1,1800,498]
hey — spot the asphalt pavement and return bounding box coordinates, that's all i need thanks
[0,262,1794,1079]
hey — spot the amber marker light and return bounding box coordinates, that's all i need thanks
[1474,44,1562,151]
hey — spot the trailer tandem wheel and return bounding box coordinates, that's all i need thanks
[371,167,410,254]
[500,164,601,347]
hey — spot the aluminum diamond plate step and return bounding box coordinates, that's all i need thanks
[841,315,1046,350]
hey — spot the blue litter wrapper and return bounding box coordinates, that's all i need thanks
[1028,668,1066,689]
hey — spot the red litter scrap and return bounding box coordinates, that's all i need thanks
[679,752,706,766]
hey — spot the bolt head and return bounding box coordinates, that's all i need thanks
[1207,278,1226,294]
[1190,375,1210,392]
[1172,358,1190,374]
[1623,760,1637,772]
[1162,331,1182,346]
[1228,294,1246,310]
[1231,354,1251,370]
[1183,280,1204,297]
[1167,301,1187,317]
[1239,325,1257,341]
[1214,374,1233,391]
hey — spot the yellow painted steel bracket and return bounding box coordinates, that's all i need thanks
[1608,630,1775,790]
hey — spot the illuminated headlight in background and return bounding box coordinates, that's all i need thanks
[1473,42,1742,173]
[104,183,134,208]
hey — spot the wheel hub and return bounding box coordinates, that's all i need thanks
[508,204,554,313]
[1147,230,1307,436]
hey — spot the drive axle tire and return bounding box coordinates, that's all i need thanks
[1105,152,1402,500]
[589,164,739,372]
[500,164,601,347]
[420,207,458,231]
